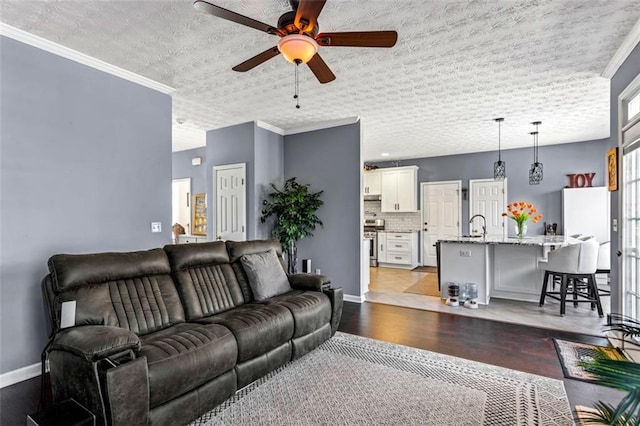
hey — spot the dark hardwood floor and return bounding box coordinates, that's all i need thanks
[1,301,623,425]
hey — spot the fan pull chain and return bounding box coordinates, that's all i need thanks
[294,60,301,109]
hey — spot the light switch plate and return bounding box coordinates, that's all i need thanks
[151,222,162,233]
[613,219,618,232]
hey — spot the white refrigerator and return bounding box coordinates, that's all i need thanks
[562,187,610,243]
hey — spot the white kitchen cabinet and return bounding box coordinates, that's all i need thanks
[380,166,418,212]
[363,170,381,195]
[378,231,419,269]
[377,232,387,263]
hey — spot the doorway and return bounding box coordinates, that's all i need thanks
[172,178,191,238]
[421,181,462,266]
[213,163,247,241]
[469,178,507,237]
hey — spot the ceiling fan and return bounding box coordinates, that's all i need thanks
[193,0,398,84]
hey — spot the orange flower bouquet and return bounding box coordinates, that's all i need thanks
[501,201,543,239]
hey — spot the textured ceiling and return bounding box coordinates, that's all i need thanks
[1,0,639,161]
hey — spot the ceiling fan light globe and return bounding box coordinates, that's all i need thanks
[277,34,318,64]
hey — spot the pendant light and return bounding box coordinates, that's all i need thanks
[529,121,543,185]
[493,117,506,180]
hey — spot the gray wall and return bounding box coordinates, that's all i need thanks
[254,125,284,240]
[172,146,207,195]
[0,37,172,374]
[372,139,608,236]
[609,41,640,313]
[284,123,362,297]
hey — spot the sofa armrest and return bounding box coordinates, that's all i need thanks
[322,287,343,336]
[51,325,140,361]
[288,273,331,291]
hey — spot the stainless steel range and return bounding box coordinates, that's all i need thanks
[364,219,385,267]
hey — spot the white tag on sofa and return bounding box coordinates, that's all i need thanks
[60,300,76,328]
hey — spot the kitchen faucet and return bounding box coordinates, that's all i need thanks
[469,214,486,238]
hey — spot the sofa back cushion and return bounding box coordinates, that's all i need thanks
[225,239,286,302]
[163,242,245,320]
[47,249,185,336]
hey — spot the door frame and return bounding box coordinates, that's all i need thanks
[469,177,508,238]
[213,163,247,241]
[420,180,462,266]
[171,177,191,234]
[617,71,640,316]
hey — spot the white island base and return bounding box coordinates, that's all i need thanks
[438,236,570,304]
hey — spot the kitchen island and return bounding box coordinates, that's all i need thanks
[438,235,572,304]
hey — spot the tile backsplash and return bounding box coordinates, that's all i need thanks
[364,200,421,232]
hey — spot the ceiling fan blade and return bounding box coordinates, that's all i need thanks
[294,0,326,33]
[316,31,398,47]
[194,0,280,35]
[307,53,336,84]
[232,46,281,72]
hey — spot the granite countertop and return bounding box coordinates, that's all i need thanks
[438,235,572,246]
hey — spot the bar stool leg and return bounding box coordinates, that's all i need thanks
[560,274,568,316]
[589,274,604,318]
[539,271,550,306]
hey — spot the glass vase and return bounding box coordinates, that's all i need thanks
[515,223,528,239]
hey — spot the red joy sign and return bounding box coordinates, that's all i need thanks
[566,173,595,188]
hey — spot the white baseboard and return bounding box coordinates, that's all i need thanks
[0,362,42,388]
[344,294,365,303]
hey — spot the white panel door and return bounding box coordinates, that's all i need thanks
[421,181,461,266]
[214,164,246,241]
[469,178,507,237]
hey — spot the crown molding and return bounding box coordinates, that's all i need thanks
[0,23,174,94]
[602,17,640,78]
[284,116,360,135]
[255,120,285,135]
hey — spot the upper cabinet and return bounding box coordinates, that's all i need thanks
[380,166,418,212]
[363,170,381,195]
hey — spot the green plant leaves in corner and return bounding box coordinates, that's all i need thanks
[579,347,640,425]
[260,177,323,254]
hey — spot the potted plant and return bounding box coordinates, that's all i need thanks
[502,201,543,239]
[579,315,640,425]
[260,177,323,273]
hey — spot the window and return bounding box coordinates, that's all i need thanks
[629,92,640,122]
[623,146,640,318]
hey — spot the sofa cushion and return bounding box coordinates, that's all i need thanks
[140,323,237,408]
[164,242,245,320]
[240,249,291,301]
[226,239,285,302]
[262,290,332,338]
[197,304,294,362]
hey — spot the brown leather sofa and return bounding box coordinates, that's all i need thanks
[41,239,343,426]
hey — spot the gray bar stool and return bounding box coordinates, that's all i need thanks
[539,237,603,317]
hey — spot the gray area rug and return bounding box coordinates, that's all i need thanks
[191,332,573,425]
